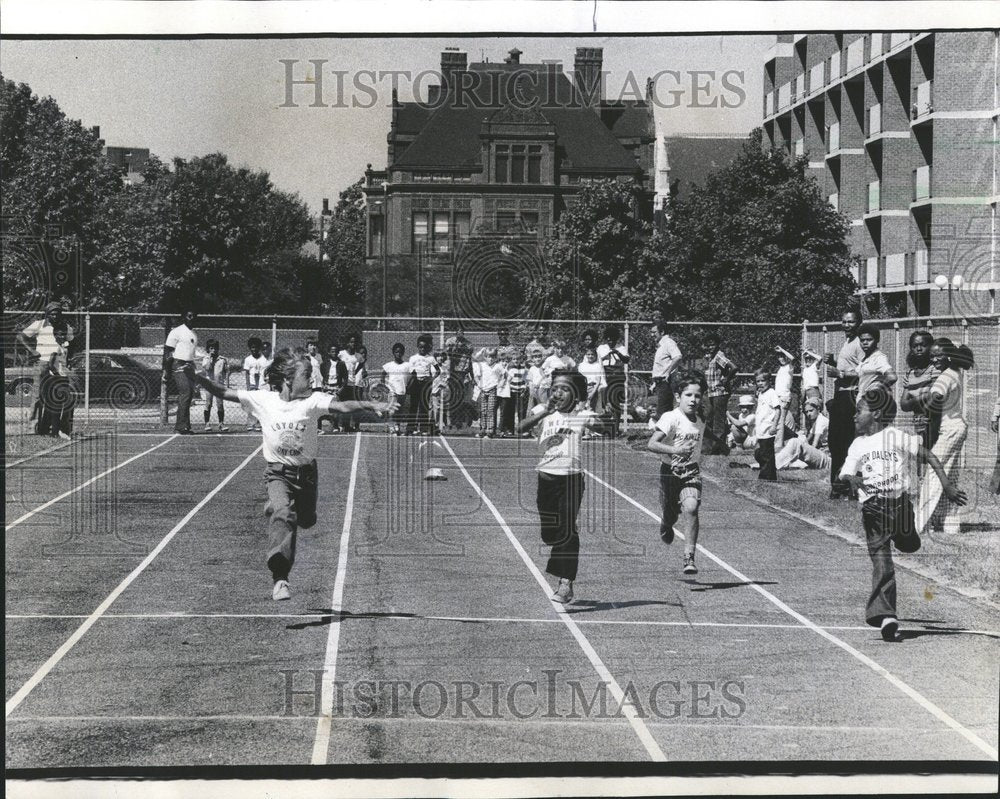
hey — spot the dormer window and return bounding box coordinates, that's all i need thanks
[495,144,543,184]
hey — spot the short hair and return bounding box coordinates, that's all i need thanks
[205,338,220,350]
[526,345,544,357]
[391,342,405,353]
[603,324,621,342]
[581,328,598,343]
[704,332,721,348]
[933,338,975,370]
[265,347,310,389]
[859,383,897,422]
[550,368,588,400]
[433,349,447,359]
[843,308,863,323]
[484,347,499,357]
[858,323,881,342]
[672,368,707,395]
[584,346,599,356]
[908,329,933,348]
[417,334,433,346]
[247,336,263,349]
[754,367,772,383]
[651,316,668,332]
[306,339,317,347]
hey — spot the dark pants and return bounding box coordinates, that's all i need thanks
[861,494,920,626]
[603,372,625,435]
[264,460,318,579]
[408,378,432,433]
[659,463,702,536]
[702,394,731,455]
[653,377,674,421]
[339,385,360,431]
[498,396,515,434]
[828,389,857,493]
[755,437,777,481]
[37,373,73,436]
[173,361,194,432]
[537,471,584,581]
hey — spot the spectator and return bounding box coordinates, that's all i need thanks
[577,347,605,413]
[407,334,436,435]
[445,326,474,428]
[727,395,757,451]
[305,340,324,392]
[243,336,269,431]
[37,323,74,440]
[801,349,822,403]
[527,322,552,356]
[775,395,830,471]
[200,338,230,432]
[164,310,198,434]
[991,393,1000,494]
[856,323,897,400]
[526,345,550,407]
[899,330,941,451]
[823,309,864,499]
[319,345,349,434]
[338,334,363,432]
[382,343,411,435]
[430,349,451,433]
[506,350,530,436]
[650,318,683,420]
[19,302,76,429]
[597,325,630,438]
[495,346,519,437]
[472,346,503,438]
[774,346,795,451]
[702,333,737,455]
[915,339,974,535]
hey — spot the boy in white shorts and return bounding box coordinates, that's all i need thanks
[188,350,395,600]
[648,370,708,574]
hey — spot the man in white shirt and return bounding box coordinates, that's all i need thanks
[164,310,198,434]
[19,301,75,413]
[650,318,683,420]
[823,309,864,498]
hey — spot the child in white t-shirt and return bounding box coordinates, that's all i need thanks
[577,347,606,414]
[243,336,270,431]
[648,370,707,574]
[730,369,783,481]
[527,346,550,407]
[407,334,436,435]
[774,347,795,450]
[518,369,598,604]
[381,342,411,435]
[188,350,394,601]
[840,385,965,641]
[472,347,504,438]
[430,349,451,433]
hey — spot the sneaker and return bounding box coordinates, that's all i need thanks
[880,617,899,642]
[218,425,229,432]
[749,462,760,470]
[682,553,698,574]
[272,580,291,601]
[551,578,574,604]
[57,431,72,441]
[660,524,674,544]
[204,424,212,432]
[317,429,327,436]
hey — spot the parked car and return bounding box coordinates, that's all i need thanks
[67,349,177,407]
[4,362,37,398]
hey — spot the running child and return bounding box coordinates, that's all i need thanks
[243,336,270,431]
[382,343,411,435]
[518,369,599,604]
[839,384,966,641]
[648,370,708,574]
[201,338,230,431]
[188,350,395,601]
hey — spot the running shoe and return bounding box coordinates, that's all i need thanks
[551,578,574,604]
[682,553,698,574]
[880,617,899,642]
[272,580,291,601]
[204,424,212,432]
[660,524,674,544]
[218,425,229,432]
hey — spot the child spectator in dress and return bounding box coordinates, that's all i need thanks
[518,369,599,604]
[243,336,269,431]
[201,338,230,432]
[430,349,451,433]
[774,347,795,450]
[840,384,966,641]
[648,370,709,574]
[382,343,411,436]
[187,349,395,601]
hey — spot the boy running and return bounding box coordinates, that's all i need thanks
[840,385,966,641]
[518,369,598,604]
[648,370,708,574]
[188,350,395,601]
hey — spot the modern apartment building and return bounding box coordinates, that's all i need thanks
[762,32,998,316]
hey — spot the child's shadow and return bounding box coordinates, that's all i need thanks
[567,598,683,614]
[684,579,778,592]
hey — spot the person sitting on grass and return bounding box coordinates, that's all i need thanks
[727,395,757,452]
[728,369,784,481]
[518,369,599,605]
[774,394,830,471]
[648,370,712,575]
[839,384,966,642]
[187,350,395,602]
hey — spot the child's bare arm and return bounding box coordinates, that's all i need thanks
[647,430,694,457]
[517,401,554,434]
[917,444,968,506]
[188,365,240,402]
[328,398,397,417]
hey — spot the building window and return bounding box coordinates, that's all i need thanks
[412,211,429,250]
[369,215,384,256]
[495,144,543,184]
[433,212,450,252]
[527,146,542,183]
[412,209,472,252]
[495,145,509,183]
[454,212,471,241]
[521,212,539,232]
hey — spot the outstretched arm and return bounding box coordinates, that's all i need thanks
[327,397,397,417]
[187,364,240,403]
[517,398,555,434]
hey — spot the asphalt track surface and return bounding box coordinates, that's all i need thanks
[5,431,999,768]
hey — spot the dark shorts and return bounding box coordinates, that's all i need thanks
[659,462,702,533]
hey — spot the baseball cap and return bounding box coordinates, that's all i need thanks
[738,395,755,407]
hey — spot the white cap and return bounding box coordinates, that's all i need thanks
[738,395,755,407]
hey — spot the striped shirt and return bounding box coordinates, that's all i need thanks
[508,367,528,394]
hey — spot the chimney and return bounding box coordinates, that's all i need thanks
[427,84,441,105]
[574,46,603,109]
[441,47,467,88]
[505,47,522,65]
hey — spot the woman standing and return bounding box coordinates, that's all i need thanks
[899,330,941,450]
[915,338,974,534]
[855,323,897,403]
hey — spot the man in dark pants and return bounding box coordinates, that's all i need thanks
[163,310,198,434]
[823,309,864,498]
[650,318,683,421]
[701,332,737,455]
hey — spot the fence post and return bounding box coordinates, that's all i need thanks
[160,316,169,426]
[961,317,969,470]
[271,316,278,354]
[623,321,630,435]
[438,318,446,431]
[822,326,829,405]
[84,312,91,429]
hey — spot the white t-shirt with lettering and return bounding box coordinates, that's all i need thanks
[839,426,921,503]
[237,391,331,466]
[533,405,597,475]
[409,353,435,380]
[754,388,782,440]
[382,360,412,396]
[654,408,705,471]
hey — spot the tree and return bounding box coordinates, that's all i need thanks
[320,179,366,315]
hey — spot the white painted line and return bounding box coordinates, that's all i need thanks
[4,444,263,719]
[440,436,666,763]
[5,435,179,531]
[7,612,998,638]
[4,435,88,469]
[311,431,363,765]
[584,468,1000,761]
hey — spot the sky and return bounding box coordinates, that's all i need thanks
[2,35,770,213]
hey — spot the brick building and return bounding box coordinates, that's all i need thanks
[762,32,999,316]
[362,46,656,317]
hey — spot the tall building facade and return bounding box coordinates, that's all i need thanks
[363,46,655,317]
[762,32,998,316]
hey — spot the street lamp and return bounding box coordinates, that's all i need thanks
[934,273,964,314]
[318,197,332,269]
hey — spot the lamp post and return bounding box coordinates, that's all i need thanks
[934,273,964,315]
[318,197,331,271]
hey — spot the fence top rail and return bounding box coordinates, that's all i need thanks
[804,314,1000,329]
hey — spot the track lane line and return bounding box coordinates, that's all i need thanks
[5,444,263,718]
[584,467,999,761]
[310,432,363,765]
[440,436,666,762]
[5,435,179,531]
